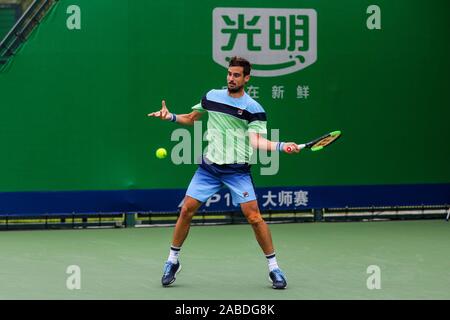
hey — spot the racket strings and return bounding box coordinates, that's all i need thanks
[312,134,340,148]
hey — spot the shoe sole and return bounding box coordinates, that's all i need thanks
[163,264,182,286]
[268,277,287,289]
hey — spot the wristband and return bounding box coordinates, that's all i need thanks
[170,113,177,122]
[276,142,285,152]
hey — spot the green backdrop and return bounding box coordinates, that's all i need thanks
[0,0,449,193]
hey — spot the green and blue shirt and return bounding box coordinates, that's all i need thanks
[192,89,267,164]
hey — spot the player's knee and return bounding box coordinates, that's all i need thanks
[179,204,196,220]
[245,210,264,225]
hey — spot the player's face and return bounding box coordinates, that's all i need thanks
[227,66,250,93]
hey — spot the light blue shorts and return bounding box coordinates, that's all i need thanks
[186,158,257,206]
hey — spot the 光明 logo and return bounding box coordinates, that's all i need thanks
[213,8,317,77]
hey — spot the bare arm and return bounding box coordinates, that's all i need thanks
[176,112,203,125]
[147,100,203,125]
[249,132,300,153]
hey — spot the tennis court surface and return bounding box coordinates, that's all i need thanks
[1,220,448,300]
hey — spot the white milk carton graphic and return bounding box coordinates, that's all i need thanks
[213,8,317,77]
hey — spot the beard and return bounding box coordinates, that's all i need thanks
[227,83,244,93]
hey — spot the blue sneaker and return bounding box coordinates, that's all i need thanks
[269,268,287,289]
[161,261,182,286]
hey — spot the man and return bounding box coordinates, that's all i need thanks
[148,57,300,289]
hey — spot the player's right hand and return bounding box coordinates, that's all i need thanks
[283,142,300,153]
[147,100,172,121]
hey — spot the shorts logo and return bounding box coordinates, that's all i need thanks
[243,191,249,197]
[212,7,317,77]
[237,109,243,115]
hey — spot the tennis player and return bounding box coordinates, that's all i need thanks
[148,57,300,289]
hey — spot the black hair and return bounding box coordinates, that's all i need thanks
[228,56,251,76]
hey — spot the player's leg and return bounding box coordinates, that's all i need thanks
[239,200,287,289]
[223,173,287,289]
[161,166,222,286]
[221,172,273,253]
[172,195,202,248]
[240,200,273,254]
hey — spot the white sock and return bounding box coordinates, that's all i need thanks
[167,245,181,264]
[266,253,279,272]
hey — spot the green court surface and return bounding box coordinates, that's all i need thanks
[0,220,449,300]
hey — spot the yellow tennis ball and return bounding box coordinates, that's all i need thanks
[156,148,167,159]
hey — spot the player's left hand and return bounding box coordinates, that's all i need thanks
[147,100,172,121]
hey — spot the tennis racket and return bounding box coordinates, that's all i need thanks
[287,130,342,152]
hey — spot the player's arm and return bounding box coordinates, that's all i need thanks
[249,132,300,153]
[147,100,203,125]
